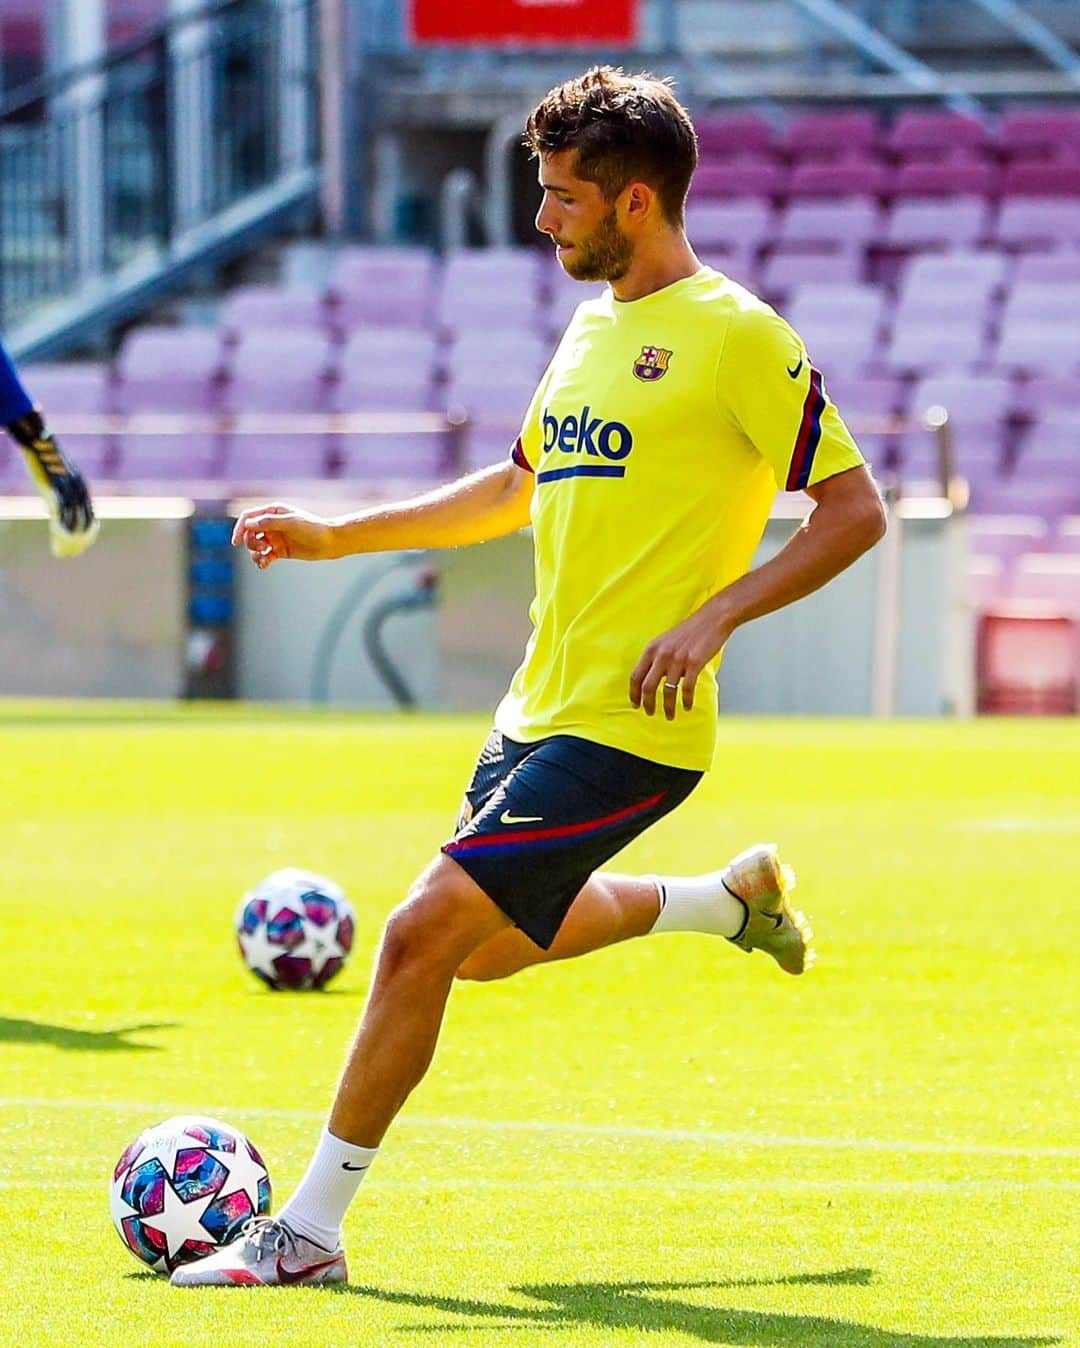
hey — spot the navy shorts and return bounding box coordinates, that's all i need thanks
[442,730,702,950]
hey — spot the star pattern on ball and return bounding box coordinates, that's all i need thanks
[150,1176,217,1261]
[207,1142,269,1211]
[238,920,286,982]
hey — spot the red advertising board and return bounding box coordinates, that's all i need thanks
[411,0,637,45]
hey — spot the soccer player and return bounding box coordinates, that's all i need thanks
[1,333,98,556]
[172,67,885,1288]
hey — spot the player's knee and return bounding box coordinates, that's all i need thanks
[378,866,478,979]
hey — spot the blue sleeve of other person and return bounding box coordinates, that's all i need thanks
[0,334,34,426]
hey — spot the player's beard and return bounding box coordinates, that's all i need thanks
[558,206,633,283]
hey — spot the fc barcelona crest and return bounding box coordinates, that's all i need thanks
[633,345,672,382]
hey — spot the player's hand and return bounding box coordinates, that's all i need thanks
[9,412,99,558]
[630,599,734,721]
[232,502,338,568]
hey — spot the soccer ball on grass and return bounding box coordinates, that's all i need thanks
[109,1115,271,1274]
[236,867,355,990]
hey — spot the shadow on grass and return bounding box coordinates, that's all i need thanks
[340,1272,1059,1346]
[0,1017,175,1051]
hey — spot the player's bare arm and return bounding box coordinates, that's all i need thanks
[233,459,534,568]
[631,464,886,720]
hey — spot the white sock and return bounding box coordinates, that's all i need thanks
[648,871,747,939]
[277,1126,378,1251]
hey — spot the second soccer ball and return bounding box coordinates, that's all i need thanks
[236,867,356,990]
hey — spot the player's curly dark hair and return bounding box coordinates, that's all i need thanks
[525,66,698,226]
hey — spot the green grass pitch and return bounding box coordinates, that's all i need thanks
[1,704,1077,1347]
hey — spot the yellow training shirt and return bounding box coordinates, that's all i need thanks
[494,266,865,771]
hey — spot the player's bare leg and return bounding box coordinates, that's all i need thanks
[172,855,510,1288]
[457,844,812,982]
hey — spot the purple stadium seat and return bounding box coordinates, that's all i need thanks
[1010,553,1080,615]
[696,114,776,159]
[337,328,438,410]
[1016,374,1080,419]
[1005,281,1080,324]
[996,198,1080,250]
[775,197,881,250]
[887,313,985,374]
[786,283,886,374]
[822,373,902,417]
[1014,415,1080,474]
[19,362,113,476]
[897,250,1008,313]
[893,159,999,199]
[114,328,226,481]
[887,111,991,161]
[884,196,988,252]
[218,286,327,339]
[998,108,1080,162]
[995,316,1080,374]
[437,248,543,335]
[329,246,436,329]
[787,159,890,198]
[970,476,1080,517]
[1014,252,1080,286]
[968,514,1050,565]
[1003,161,1080,197]
[759,247,862,298]
[446,331,549,386]
[221,329,335,478]
[690,158,785,200]
[909,373,1014,426]
[783,111,880,161]
[685,198,773,256]
[545,272,608,336]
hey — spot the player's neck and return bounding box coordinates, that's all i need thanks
[609,235,702,303]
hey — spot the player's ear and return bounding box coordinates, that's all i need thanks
[621,179,655,224]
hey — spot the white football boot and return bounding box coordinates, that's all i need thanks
[170,1217,347,1287]
[723,844,814,975]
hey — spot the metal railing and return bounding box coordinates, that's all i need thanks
[0,0,318,338]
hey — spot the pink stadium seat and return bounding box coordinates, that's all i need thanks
[446,331,549,386]
[884,196,988,251]
[998,108,1080,162]
[968,514,1050,564]
[1003,161,1080,197]
[114,328,225,481]
[970,476,1080,516]
[690,158,785,200]
[785,283,885,374]
[893,159,999,199]
[218,286,327,339]
[994,316,1080,374]
[336,328,438,411]
[696,114,776,159]
[437,248,543,335]
[977,609,1078,713]
[329,246,436,329]
[1005,281,1080,324]
[1016,375,1080,419]
[887,111,991,161]
[996,198,1080,250]
[685,197,773,253]
[759,247,862,298]
[783,111,880,160]
[887,313,985,374]
[19,362,113,476]
[909,373,1014,425]
[897,250,1008,313]
[221,329,335,478]
[775,197,881,250]
[1013,252,1080,286]
[1010,553,1080,615]
[545,271,608,336]
[787,159,891,198]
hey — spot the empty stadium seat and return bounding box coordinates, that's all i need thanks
[437,248,543,336]
[696,114,776,159]
[690,158,785,200]
[998,108,1080,162]
[19,362,113,476]
[787,159,891,198]
[782,111,880,161]
[785,282,885,374]
[887,111,991,161]
[884,196,988,251]
[329,246,436,329]
[219,286,327,339]
[996,197,1080,250]
[775,197,880,250]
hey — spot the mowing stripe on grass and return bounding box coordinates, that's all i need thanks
[3,1097,1077,1160]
